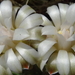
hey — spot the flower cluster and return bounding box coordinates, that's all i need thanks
[1,0,75,75]
[38,3,75,75]
[0,0,45,74]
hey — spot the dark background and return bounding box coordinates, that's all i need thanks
[0,0,74,75]
[0,0,75,14]
[6,0,75,14]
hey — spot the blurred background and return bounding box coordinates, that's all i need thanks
[0,0,75,75]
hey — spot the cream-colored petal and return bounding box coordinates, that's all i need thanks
[0,36,9,44]
[68,53,75,75]
[19,14,43,29]
[24,44,39,58]
[13,6,20,15]
[46,52,58,75]
[12,6,20,27]
[43,46,56,60]
[15,5,35,28]
[70,26,74,36]
[38,38,56,57]
[57,34,71,51]
[15,51,29,69]
[0,45,5,54]
[73,23,75,32]
[56,50,70,75]
[41,14,53,26]
[61,4,75,29]
[40,59,48,71]
[72,45,75,52]
[39,47,56,71]
[26,27,46,41]
[42,26,57,35]
[67,34,75,41]
[1,0,13,29]
[0,54,7,68]
[0,4,4,26]
[13,28,29,40]
[6,68,12,75]
[24,40,41,49]
[16,42,39,65]
[58,3,69,24]
[0,65,8,75]
[61,28,70,39]
[47,5,61,30]
[5,49,22,73]
[5,38,15,48]
[0,36,14,51]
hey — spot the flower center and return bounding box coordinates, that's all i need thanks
[57,29,72,51]
[0,26,14,45]
[58,31,62,34]
[58,29,70,39]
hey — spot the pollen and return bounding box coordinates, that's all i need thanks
[58,31,62,34]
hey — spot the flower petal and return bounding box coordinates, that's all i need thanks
[0,45,5,54]
[42,26,57,35]
[1,0,13,29]
[46,52,58,75]
[20,44,39,58]
[15,5,35,28]
[43,46,56,60]
[72,45,75,52]
[5,38,15,48]
[5,49,22,73]
[56,50,70,75]
[15,51,29,70]
[13,6,20,16]
[70,26,74,36]
[13,28,29,40]
[38,38,56,57]
[68,53,75,75]
[0,5,4,26]
[58,3,69,24]
[39,47,56,71]
[0,65,8,75]
[19,14,43,29]
[67,34,75,41]
[24,40,41,49]
[0,36,15,49]
[73,24,75,32]
[0,54,7,68]
[40,59,48,71]
[6,68,12,75]
[61,4,75,29]
[16,42,39,65]
[26,27,46,41]
[47,5,61,30]
[12,6,20,27]
[41,15,53,26]
[57,34,71,51]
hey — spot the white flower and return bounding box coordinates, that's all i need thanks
[0,0,45,74]
[0,55,12,75]
[38,3,75,75]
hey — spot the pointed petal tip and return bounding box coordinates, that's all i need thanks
[13,28,29,40]
[23,64,30,70]
[48,71,58,75]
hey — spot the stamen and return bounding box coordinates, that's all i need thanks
[58,31,62,34]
